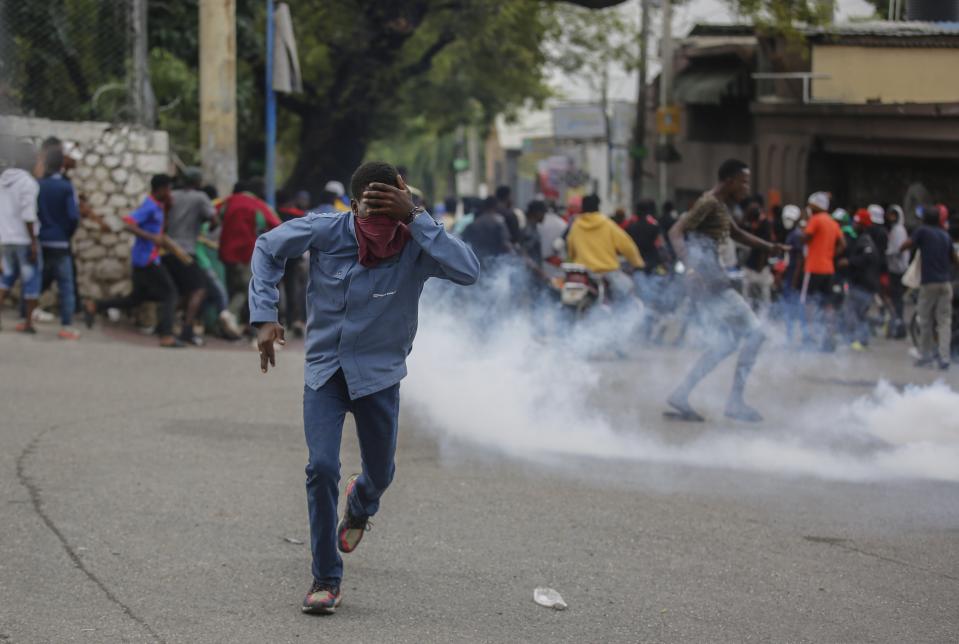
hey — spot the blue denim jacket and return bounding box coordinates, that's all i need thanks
[249,210,479,398]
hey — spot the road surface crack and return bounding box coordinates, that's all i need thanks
[803,535,958,583]
[16,427,165,643]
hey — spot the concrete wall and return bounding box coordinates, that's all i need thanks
[812,45,959,104]
[0,115,171,302]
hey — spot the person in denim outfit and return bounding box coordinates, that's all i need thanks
[249,161,479,614]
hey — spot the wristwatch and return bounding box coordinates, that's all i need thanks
[405,205,426,225]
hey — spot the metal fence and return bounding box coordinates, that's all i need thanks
[0,0,151,124]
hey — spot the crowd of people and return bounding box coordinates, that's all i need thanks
[444,172,959,375]
[0,137,348,348]
[2,142,957,373]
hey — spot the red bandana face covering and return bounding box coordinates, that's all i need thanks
[354,214,411,267]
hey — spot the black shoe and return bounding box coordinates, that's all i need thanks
[914,356,936,368]
[938,360,950,371]
[302,580,341,614]
[665,394,705,422]
[180,328,204,347]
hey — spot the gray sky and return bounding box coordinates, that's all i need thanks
[550,0,878,102]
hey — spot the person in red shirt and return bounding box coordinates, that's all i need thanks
[801,191,846,352]
[217,179,281,325]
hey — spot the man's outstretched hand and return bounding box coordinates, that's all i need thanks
[769,243,790,258]
[362,175,415,221]
[256,322,286,373]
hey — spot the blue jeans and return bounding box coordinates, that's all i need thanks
[34,247,76,326]
[1,244,43,299]
[842,286,874,345]
[303,370,400,583]
[780,286,807,343]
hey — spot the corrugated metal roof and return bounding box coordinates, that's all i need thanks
[804,20,959,38]
[689,21,959,44]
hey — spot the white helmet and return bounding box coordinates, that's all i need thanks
[324,180,346,197]
[807,191,830,212]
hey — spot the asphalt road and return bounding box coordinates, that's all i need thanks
[1,318,957,643]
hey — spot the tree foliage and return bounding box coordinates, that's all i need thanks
[148,0,642,196]
[731,0,833,34]
[2,0,129,121]
[5,0,634,196]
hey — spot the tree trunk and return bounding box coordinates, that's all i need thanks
[285,111,368,200]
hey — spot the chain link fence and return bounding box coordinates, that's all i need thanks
[0,0,150,124]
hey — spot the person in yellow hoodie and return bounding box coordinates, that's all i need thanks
[566,194,644,298]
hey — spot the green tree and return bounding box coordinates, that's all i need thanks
[731,0,833,34]
[147,0,634,196]
[2,0,129,121]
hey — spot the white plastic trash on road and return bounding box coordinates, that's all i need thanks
[533,587,567,610]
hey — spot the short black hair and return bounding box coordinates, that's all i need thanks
[202,184,218,200]
[495,185,511,201]
[718,159,748,182]
[480,196,499,213]
[635,199,656,217]
[41,136,62,151]
[350,161,399,200]
[43,147,64,176]
[527,200,547,216]
[317,189,337,205]
[582,193,600,212]
[182,167,203,189]
[920,204,941,226]
[151,173,173,192]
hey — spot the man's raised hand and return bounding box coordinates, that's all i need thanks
[362,175,415,221]
[257,322,286,373]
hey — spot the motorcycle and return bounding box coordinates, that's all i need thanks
[554,262,608,318]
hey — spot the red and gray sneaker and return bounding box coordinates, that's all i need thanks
[337,474,371,553]
[302,580,341,614]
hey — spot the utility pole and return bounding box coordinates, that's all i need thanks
[631,0,651,202]
[199,0,238,198]
[467,125,480,196]
[601,63,612,206]
[658,0,672,206]
[130,0,155,127]
[265,0,276,206]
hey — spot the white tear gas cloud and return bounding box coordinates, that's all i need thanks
[403,268,959,483]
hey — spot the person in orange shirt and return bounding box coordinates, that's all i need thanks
[801,191,846,352]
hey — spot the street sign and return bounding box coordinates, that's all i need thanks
[552,105,606,140]
[656,106,681,135]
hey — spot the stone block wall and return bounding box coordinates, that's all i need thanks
[0,115,171,301]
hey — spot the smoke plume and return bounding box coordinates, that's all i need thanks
[403,271,959,483]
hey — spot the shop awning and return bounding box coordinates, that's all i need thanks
[673,67,745,105]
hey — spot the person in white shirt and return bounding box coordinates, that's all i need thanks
[885,204,909,338]
[537,204,568,279]
[0,142,41,333]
